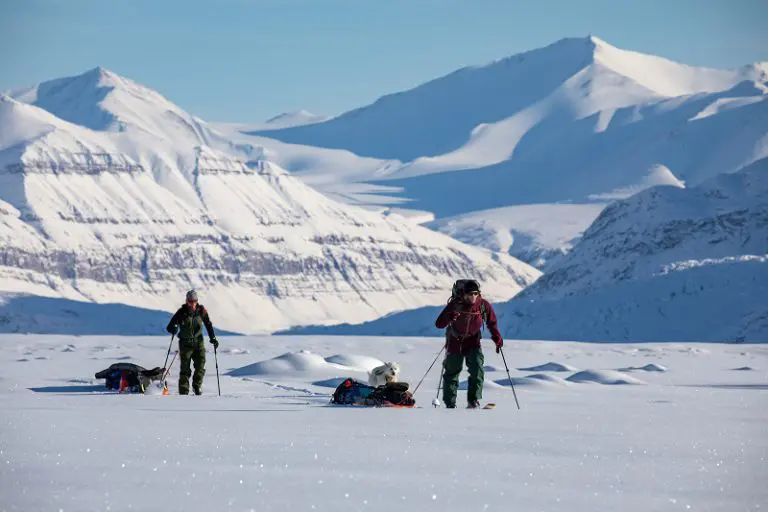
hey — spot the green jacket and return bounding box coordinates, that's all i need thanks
[167,304,216,343]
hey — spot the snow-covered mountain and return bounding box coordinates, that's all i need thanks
[491,159,768,342]
[255,37,766,162]
[0,86,540,335]
[426,203,607,269]
[11,67,218,147]
[250,36,768,266]
[3,35,765,337]
[263,110,330,129]
[210,110,330,135]
[513,160,768,300]
[282,162,768,342]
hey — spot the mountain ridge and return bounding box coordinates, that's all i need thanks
[0,93,540,334]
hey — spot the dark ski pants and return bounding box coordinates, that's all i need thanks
[442,348,484,407]
[179,340,206,395]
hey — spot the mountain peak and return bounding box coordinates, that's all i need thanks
[263,110,330,129]
[552,34,608,50]
[478,34,602,72]
[265,110,315,123]
[738,61,768,83]
[44,66,135,97]
[80,66,123,86]
[10,66,212,143]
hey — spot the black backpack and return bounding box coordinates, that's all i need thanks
[447,279,489,334]
[370,382,416,407]
[450,279,479,302]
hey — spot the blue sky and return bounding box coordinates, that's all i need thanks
[2,0,766,122]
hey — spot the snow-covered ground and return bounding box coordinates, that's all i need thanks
[1,334,766,511]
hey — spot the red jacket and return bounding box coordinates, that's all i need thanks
[435,298,502,354]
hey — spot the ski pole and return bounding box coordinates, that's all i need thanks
[434,362,445,407]
[413,344,445,395]
[214,345,221,397]
[162,350,178,381]
[163,333,175,370]
[499,347,520,410]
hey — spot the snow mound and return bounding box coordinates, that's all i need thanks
[459,379,507,390]
[493,376,566,388]
[518,362,579,372]
[731,366,755,371]
[221,348,250,355]
[566,370,646,385]
[228,350,343,377]
[619,363,668,372]
[227,350,376,379]
[640,363,667,372]
[324,354,384,372]
[67,378,94,384]
[523,373,571,385]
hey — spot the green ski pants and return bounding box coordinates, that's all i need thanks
[179,341,206,395]
[442,348,484,407]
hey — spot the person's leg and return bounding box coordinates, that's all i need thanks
[442,353,464,408]
[466,348,485,406]
[191,342,207,395]
[178,344,193,395]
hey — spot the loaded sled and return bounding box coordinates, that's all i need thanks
[94,363,166,393]
[330,378,416,408]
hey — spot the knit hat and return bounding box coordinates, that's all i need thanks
[463,280,480,293]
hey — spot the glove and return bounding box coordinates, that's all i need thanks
[167,324,178,335]
[210,337,219,350]
[450,311,461,323]
[494,338,503,354]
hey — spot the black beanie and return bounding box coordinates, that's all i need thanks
[463,280,480,293]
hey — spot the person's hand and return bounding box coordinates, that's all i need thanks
[450,311,460,323]
[167,324,178,335]
[210,337,219,350]
[494,339,503,354]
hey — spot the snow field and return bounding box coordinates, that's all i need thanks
[1,334,766,511]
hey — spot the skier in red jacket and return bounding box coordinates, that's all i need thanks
[435,280,503,408]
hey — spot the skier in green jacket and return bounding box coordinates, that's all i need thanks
[166,290,218,395]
